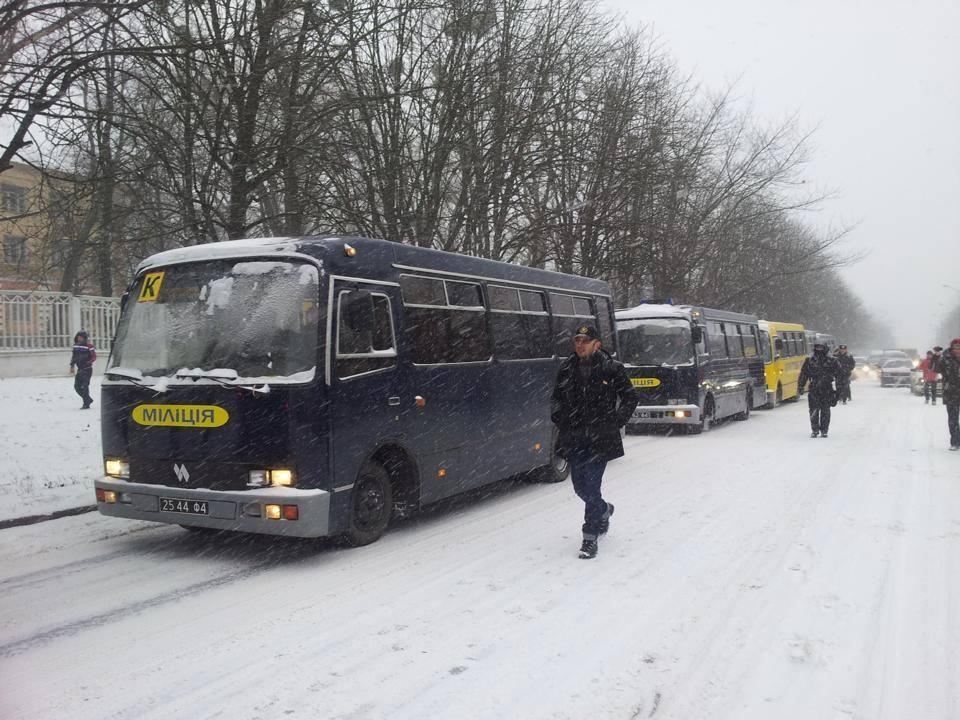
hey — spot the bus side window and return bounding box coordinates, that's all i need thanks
[490,285,551,360]
[401,275,489,364]
[549,292,593,357]
[725,324,744,358]
[774,336,783,359]
[595,297,614,351]
[337,291,397,379]
[742,325,758,358]
[707,321,727,358]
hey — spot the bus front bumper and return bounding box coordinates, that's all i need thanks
[627,404,700,426]
[94,478,332,537]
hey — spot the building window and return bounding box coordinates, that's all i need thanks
[3,235,27,265]
[1,185,28,215]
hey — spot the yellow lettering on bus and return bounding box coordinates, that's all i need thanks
[631,377,662,388]
[131,404,229,428]
[138,271,165,302]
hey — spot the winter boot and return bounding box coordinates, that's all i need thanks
[598,502,615,535]
[579,534,598,559]
[810,431,819,438]
[820,433,828,438]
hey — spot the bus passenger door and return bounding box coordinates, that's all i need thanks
[328,282,404,509]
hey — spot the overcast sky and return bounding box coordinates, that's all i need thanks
[602,0,960,349]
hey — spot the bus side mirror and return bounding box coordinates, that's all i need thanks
[344,290,375,333]
[119,292,129,312]
[691,326,703,344]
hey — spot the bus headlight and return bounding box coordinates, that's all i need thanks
[269,469,294,487]
[247,468,296,488]
[105,458,130,478]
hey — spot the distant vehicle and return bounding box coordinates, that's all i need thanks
[878,358,912,387]
[616,304,766,434]
[852,355,871,379]
[867,349,908,368]
[95,235,617,544]
[758,320,807,406]
[910,367,943,396]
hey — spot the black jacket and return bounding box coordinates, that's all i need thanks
[940,352,960,405]
[550,350,639,462]
[799,351,840,399]
[835,352,856,378]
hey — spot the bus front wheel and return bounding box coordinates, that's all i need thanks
[343,462,393,547]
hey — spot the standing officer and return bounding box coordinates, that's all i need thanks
[799,342,840,438]
[69,329,97,409]
[551,324,638,559]
[834,344,856,403]
[940,338,960,450]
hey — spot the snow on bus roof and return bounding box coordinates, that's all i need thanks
[137,237,301,272]
[615,303,691,321]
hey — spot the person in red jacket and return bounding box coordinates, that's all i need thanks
[918,350,941,405]
[69,330,97,409]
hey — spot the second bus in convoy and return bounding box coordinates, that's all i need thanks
[615,304,766,434]
[758,320,807,406]
[94,236,617,545]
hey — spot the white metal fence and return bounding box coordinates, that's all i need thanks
[0,291,121,351]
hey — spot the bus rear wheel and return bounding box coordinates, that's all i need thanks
[343,462,393,547]
[529,430,570,483]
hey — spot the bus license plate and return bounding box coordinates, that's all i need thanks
[160,497,209,515]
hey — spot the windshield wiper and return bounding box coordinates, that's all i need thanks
[174,368,270,395]
[105,368,154,390]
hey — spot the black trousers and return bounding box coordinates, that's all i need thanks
[74,367,93,406]
[808,393,832,433]
[924,381,938,403]
[569,455,610,537]
[947,403,959,447]
[837,378,852,402]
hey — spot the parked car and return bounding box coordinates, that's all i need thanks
[878,358,912,387]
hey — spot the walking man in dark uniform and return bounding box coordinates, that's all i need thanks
[834,344,856,403]
[69,330,97,409]
[940,338,960,450]
[799,342,840,438]
[551,324,639,559]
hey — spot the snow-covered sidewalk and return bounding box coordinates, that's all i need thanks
[0,375,103,522]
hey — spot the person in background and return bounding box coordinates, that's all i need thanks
[69,330,97,409]
[799,342,840,438]
[939,339,960,450]
[918,350,940,405]
[834,345,856,404]
[551,324,639,559]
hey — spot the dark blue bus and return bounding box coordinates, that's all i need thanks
[615,304,766,434]
[95,236,617,544]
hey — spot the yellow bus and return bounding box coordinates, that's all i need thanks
[758,320,807,407]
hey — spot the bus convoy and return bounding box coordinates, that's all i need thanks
[94,236,838,546]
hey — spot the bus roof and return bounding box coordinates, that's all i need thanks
[617,304,759,325]
[759,320,805,333]
[615,303,690,320]
[136,236,610,295]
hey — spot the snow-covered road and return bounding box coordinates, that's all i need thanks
[1,381,958,719]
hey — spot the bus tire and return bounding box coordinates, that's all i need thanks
[688,398,713,435]
[530,430,570,483]
[343,462,393,547]
[734,390,751,421]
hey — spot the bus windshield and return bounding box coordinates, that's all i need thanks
[618,318,694,366]
[109,259,320,382]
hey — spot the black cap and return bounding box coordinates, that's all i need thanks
[573,324,600,341]
[933,346,943,352]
